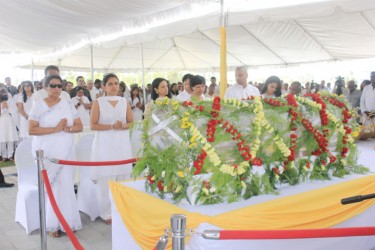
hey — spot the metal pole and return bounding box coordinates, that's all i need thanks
[36,150,47,250]
[90,44,94,81]
[171,214,186,250]
[154,234,169,250]
[140,43,147,103]
[31,59,34,83]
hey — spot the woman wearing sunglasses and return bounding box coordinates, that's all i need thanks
[29,75,83,237]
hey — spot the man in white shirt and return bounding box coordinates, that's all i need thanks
[33,65,71,102]
[224,66,260,100]
[360,71,375,120]
[177,74,193,102]
[90,79,102,101]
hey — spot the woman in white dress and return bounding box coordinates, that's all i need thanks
[128,85,144,121]
[260,76,282,98]
[90,73,133,225]
[17,81,34,140]
[144,78,171,117]
[0,88,19,161]
[71,86,91,128]
[29,75,83,237]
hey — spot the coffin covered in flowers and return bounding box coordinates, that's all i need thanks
[133,94,366,205]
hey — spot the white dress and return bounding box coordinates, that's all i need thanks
[0,100,19,143]
[91,96,133,220]
[128,96,143,121]
[29,99,82,232]
[17,94,34,139]
[71,96,91,128]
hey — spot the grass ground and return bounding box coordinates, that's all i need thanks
[0,160,15,168]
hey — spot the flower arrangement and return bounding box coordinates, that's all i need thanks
[133,93,367,205]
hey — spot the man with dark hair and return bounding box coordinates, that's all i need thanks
[69,76,92,102]
[209,76,220,96]
[90,79,102,101]
[33,65,71,101]
[289,81,302,96]
[177,73,193,101]
[5,77,17,96]
[44,65,59,77]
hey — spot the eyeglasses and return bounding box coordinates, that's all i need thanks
[49,84,63,89]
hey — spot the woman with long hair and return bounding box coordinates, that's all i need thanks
[29,75,83,237]
[90,73,133,225]
[144,78,171,117]
[17,81,34,140]
[170,83,179,97]
[260,76,282,98]
[128,85,144,121]
[72,86,91,128]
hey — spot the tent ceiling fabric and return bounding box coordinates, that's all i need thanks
[2,0,375,71]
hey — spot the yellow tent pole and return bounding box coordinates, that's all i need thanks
[219,0,227,99]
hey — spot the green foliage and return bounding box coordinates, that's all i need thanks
[133,94,362,205]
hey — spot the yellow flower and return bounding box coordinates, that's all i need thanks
[175,185,182,193]
[177,171,184,178]
[241,181,246,189]
[155,100,163,105]
[163,98,170,105]
[202,187,209,195]
[163,186,168,192]
[151,176,156,181]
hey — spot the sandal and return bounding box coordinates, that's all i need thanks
[48,231,61,238]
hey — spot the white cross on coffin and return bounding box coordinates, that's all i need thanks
[148,113,183,143]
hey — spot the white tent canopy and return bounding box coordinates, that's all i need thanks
[1,0,375,71]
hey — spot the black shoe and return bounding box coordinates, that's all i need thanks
[0,182,14,188]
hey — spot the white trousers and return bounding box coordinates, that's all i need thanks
[1,142,14,159]
[96,174,131,220]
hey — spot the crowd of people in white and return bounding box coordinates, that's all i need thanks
[0,65,375,237]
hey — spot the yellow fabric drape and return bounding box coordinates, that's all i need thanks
[219,26,227,99]
[109,175,375,250]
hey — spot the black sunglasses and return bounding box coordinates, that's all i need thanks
[49,84,63,89]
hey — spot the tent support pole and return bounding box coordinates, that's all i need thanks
[219,0,228,98]
[90,45,94,81]
[31,59,34,83]
[140,43,147,104]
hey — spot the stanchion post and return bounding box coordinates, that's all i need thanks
[36,150,47,250]
[171,214,186,250]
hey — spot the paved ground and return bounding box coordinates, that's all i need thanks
[0,166,112,250]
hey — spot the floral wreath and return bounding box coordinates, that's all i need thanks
[133,93,366,205]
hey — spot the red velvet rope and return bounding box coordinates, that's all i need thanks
[41,170,84,250]
[53,158,137,166]
[219,227,375,240]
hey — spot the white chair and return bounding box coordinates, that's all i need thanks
[76,134,100,221]
[15,138,40,234]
